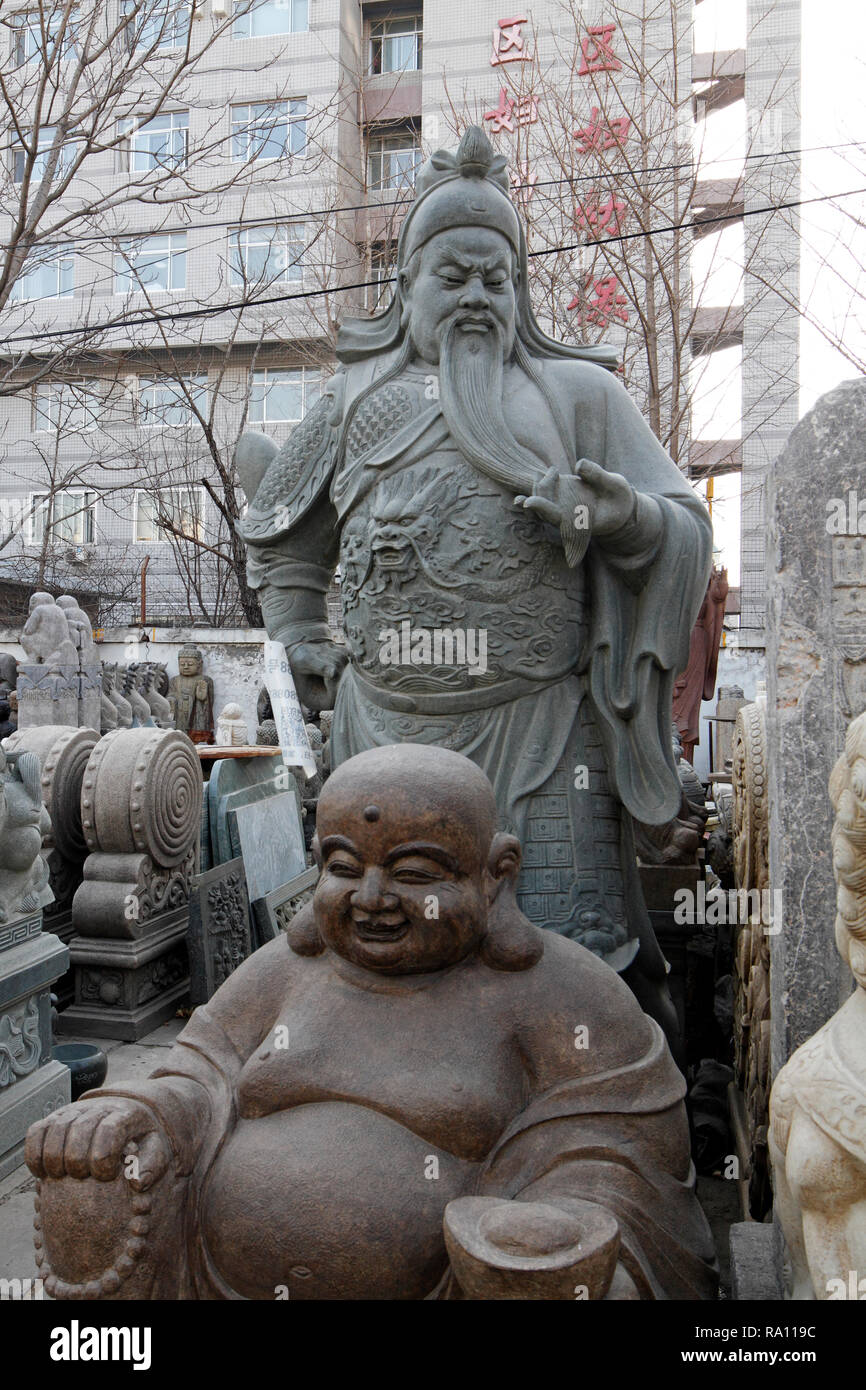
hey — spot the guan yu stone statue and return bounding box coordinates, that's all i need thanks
[26,745,717,1299]
[235,127,712,1040]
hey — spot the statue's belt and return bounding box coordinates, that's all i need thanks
[347,663,576,715]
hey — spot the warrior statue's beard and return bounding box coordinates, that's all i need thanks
[438,314,546,495]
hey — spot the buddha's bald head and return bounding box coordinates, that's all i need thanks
[317,744,498,869]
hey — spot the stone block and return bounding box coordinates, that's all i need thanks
[187,858,252,1005]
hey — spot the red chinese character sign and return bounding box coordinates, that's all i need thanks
[568,275,629,329]
[575,193,627,237]
[573,106,631,154]
[578,23,621,76]
[483,87,539,134]
[490,15,531,66]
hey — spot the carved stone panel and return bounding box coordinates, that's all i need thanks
[187,858,252,1005]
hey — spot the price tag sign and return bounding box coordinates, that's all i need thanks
[263,640,316,780]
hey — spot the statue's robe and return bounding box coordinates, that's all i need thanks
[238,352,711,983]
[50,926,717,1299]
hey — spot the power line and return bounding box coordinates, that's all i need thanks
[4,136,863,251]
[1,181,864,351]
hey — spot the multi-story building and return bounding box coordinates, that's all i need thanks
[0,0,799,638]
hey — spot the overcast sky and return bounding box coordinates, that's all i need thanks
[691,0,866,583]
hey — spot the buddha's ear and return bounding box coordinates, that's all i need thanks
[481,832,542,973]
[486,832,521,899]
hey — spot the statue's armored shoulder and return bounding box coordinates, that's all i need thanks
[236,371,347,543]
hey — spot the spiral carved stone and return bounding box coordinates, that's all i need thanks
[4,724,98,863]
[81,728,203,869]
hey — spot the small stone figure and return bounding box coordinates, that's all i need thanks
[133,663,174,728]
[0,748,52,923]
[20,593,78,669]
[101,664,133,730]
[255,719,279,746]
[167,646,214,745]
[121,666,154,728]
[769,711,866,1299]
[26,745,717,1300]
[215,703,249,747]
[55,596,95,663]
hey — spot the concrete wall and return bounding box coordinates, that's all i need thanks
[692,640,767,781]
[0,626,269,740]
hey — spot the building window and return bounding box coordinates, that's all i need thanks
[367,242,397,310]
[119,111,188,173]
[115,233,187,294]
[248,368,321,424]
[11,247,74,302]
[121,0,191,52]
[367,129,421,191]
[233,0,308,39]
[137,375,208,426]
[230,101,307,162]
[13,127,77,184]
[34,380,104,432]
[8,8,80,66]
[229,223,305,286]
[134,487,204,543]
[369,13,422,75]
[29,490,96,546]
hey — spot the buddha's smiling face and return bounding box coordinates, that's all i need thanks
[313,748,498,976]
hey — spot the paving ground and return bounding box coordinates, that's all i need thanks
[0,1017,184,1298]
[1,1016,739,1299]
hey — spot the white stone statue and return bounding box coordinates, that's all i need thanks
[769,710,866,1300]
[20,593,78,669]
[215,702,249,747]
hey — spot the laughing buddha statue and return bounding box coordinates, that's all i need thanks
[27,745,716,1300]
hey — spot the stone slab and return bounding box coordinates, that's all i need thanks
[766,378,866,1069]
[729,1221,784,1301]
[207,754,298,866]
[250,866,318,944]
[187,857,252,1005]
[230,792,306,903]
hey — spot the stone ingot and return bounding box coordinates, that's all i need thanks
[444,1196,619,1300]
[81,727,202,868]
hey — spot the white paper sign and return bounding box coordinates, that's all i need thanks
[263,640,316,780]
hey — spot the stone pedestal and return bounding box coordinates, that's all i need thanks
[57,726,202,1041]
[766,378,866,1072]
[0,911,70,1181]
[58,906,189,1041]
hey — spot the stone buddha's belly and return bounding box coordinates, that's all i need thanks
[202,1102,478,1299]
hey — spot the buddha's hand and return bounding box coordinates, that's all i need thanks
[25,1097,171,1193]
[515,461,636,567]
[444,1195,623,1300]
[288,640,348,712]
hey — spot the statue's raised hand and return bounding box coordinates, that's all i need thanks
[515,460,636,566]
[289,640,348,712]
[26,1097,170,1192]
